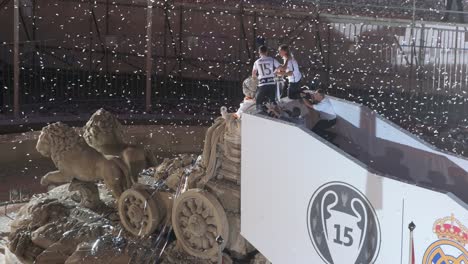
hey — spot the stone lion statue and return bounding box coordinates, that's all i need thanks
[36,122,131,198]
[82,109,157,185]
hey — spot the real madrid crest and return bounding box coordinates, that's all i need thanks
[307,182,381,264]
[423,214,468,263]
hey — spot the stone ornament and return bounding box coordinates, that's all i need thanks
[36,122,132,198]
[171,189,229,259]
[9,100,263,263]
[83,108,158,184]
[68,179,104,210]
[8,229,43,263]
[8,184,117,264]
[197,106,242,187]
[117,185,162,237]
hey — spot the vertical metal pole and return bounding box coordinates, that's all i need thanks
[409,0,416,94]
[13,0,20,118]
[88,0,93,72]
[418,24,425,94]
[178,5,183,78]
[105,0,110,73]
[454,27,459,88]
[163,9,167,76]
[326,23,331,89]
[145,0,153,112]
[32,0,36,68]
[237,4,243,82]
[252,11,257,66]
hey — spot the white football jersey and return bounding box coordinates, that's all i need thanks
[253,56,281,86]
[283,57,302,83]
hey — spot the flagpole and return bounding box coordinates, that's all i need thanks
[408,222,416,264]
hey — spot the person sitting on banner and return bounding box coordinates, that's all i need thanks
[234,77,257,119]
[276,44,302,100]
[302,88,337,140]
[252,45,281,112]
[265,103,305,125]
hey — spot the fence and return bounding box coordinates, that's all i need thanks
[316,0,467,23]
[0,2,467,130]
[0,40,242,114]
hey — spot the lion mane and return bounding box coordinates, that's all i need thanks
[83,108,125,149]
[38,122,86,171]
[82,109,158,184]
[36,122,132,198]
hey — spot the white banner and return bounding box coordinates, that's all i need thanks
[241,113,468,264]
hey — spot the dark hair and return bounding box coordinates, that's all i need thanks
[258,45,268,54]
[316,88,326,96]
[291,107,301,118]
[278,44,291,58]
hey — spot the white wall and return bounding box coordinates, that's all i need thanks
[241,113,468,264]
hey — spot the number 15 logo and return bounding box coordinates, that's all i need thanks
[333,225,354,247]
[259,63,272,76]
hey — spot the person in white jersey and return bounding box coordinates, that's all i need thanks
[277,44,302,99]
[303,88,337,139]
[252,45,281,111]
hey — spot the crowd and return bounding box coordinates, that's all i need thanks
[235,44,337,141]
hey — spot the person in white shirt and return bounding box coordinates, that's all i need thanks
[303,89,337,139]
[234,77,257,119]
[252,45,281,111]
[277,44,302,99]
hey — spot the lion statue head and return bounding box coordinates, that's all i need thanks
[83,108,125,151]
[36,122,85,165]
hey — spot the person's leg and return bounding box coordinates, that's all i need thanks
[312,119,336,139]
[457,0,464,23]
[265,84,276,104]
[288,82,301,99]
[443,0,454,21]
[312,120,329,138]
[256,85,267,111]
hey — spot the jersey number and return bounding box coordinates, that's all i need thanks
[333,224,354,247]
[259,63,272,76]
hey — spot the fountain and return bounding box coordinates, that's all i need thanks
[3,78,269,263]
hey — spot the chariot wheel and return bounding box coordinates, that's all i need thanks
[172,189,229,259]
[118,186,161,236]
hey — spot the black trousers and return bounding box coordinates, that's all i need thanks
[288,81,301,99]
[256,84,276,111]
[443,0,464,22]
[312,118,337,139]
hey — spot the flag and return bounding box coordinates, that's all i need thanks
[409,222,416,264]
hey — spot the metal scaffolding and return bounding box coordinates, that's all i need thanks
[0,0,467,124]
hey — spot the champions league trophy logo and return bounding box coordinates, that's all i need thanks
[322,191,367,264]
[307,182,381,264]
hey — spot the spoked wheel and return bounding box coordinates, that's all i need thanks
[172,189,229,259]
[118,186,161,236]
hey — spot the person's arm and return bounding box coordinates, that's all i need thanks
[252,62,258,78]
[252,69,258,78]
[274,59,285,75]
[303,98,314,109]
[286,59,299,77]
[281,57,289,69]
[281,59,294,76]
[274,59,281,69]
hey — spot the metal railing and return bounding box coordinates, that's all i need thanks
[0,2,467,154]
[315,0,467,23]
